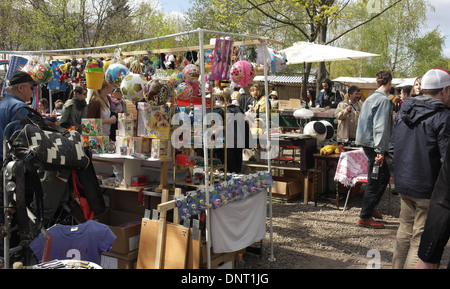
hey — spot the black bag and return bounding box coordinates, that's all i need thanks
[8,108,90,170]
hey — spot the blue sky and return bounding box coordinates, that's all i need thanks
[160,0,450,57]
[160,0,192,13]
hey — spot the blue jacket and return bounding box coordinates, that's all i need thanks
[355,89,393,154]
[390,95,450,199]
[315,89,342,108]
[0,93,29,158]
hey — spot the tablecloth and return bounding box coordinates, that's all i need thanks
[334,149,368,188]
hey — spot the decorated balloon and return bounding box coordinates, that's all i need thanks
[190,81,200,97]
[182,64,200,84]
[120,73,147,101]
[168,71,183,88]
[230,60,255,88]
[22,64,39,82]
[32,63,54,84]
[105,63,129,88]
[143,79,173,106]
[175,82,193,100]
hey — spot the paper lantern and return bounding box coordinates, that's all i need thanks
[175,82,193,100]
[168,72,183,88]
[143,79,173,106]
[120,73,147,101]
[231,60,255,88]
[105,63,129,88]
[182,64,200,84]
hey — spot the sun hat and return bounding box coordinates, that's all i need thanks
[421,69,450,90]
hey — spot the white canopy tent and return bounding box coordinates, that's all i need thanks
[1,28,278,268]
[280,41,380,65]
[280,42,380,102]
[333,76,416,90]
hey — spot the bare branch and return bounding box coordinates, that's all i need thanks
[325,0,404,45]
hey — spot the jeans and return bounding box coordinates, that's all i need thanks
[359,146,390,220]
[392,194,430,269]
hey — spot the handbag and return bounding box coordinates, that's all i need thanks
[8,108,90,170]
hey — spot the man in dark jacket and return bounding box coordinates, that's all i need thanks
[415,137,450,269]
[315,78,342,109]
[390,68,450,269]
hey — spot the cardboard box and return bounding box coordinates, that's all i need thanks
[81,118,102,136]
[141,137,151,153]
[271,176,303,198]
[85,136,111,154]
[200,242,244,269]
[98,209,141,254]
[151,139,171,159]
[101,250,138,269]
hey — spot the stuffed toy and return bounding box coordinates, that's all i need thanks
[142,55,155,79]
[69,59,79,79]
[174,55,184,69]
[153,53,166,70]
[164,54,176,69]
[184,51,198,66]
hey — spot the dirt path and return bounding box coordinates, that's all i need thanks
[244,190,450,269]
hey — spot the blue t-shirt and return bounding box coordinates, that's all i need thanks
[30,220,116,265]
[0,93,29,158]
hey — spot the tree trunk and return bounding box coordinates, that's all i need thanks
[316,21,328,97]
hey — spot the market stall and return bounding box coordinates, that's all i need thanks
[1,28,284,269]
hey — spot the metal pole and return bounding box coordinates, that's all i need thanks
[263,45,275,262]
[198,29,212,270]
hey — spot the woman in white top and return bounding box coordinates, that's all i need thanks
[86,80,117,136]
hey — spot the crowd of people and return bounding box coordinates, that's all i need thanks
[1,67,450,269]
[333,69,450,269]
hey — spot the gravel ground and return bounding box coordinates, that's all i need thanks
[243,186,450,269]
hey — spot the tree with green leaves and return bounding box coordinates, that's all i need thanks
[188,0,404,98]
[329,0,447,78]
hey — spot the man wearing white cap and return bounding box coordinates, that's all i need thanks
[391,68,450,269]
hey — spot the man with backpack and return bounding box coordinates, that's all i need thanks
[0,71,38,159]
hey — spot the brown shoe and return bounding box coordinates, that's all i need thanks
[358,218,385,229]
[372,210,383,219]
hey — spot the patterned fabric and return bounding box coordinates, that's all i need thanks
[334,149,368,188]
[9,124,90,169]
